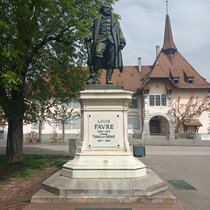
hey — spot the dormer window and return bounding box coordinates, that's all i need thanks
[188,77,194,84]
[183,70,194,84]
[173,77,179,84]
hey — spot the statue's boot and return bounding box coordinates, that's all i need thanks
[106,68,113,84]
[89,68,99,84]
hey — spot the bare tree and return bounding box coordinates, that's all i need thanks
[170,96,210,137]
[27,99,58,143]
[48,104,80,142]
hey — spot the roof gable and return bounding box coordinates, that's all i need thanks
[140,50,210,89]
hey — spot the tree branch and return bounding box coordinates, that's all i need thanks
[33,26,72,53]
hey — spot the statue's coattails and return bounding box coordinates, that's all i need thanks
[86,4,126,84]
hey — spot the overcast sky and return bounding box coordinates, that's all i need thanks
[113,0,210,82]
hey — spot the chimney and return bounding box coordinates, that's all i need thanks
[156,45,160,58]
[138,57,141,72]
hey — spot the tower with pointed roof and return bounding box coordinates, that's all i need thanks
[162,0,177,55]
[142,2,210,90]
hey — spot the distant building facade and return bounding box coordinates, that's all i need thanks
[98,12,210,139]
[20,12,210,140]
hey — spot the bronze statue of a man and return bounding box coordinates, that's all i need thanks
[86,4,126,84]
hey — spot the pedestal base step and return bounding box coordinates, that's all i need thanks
[31,169,175,204]
[32,188,175,204]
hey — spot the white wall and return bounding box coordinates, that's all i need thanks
[145,82,171,114]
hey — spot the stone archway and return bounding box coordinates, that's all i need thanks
[149,115,170,135]
[142,112,175,139]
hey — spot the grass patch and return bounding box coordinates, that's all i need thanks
[22,196,31,204]
[0,155,7,168]
[0,155,70,179]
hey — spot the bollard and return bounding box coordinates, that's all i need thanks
[69,139,77,156]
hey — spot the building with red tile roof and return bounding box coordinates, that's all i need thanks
[100,11,210,139]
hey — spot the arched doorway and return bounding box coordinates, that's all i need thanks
[149,116,169,135]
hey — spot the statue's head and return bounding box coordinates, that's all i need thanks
[100,4,112,16]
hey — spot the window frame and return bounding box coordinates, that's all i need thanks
[187,77,194,84]
[149,94,167,106]
[173,77,179,84]
[149,95,155,106]
[129,95,138,108]
[155,95,160,106]
[161,94,167,106]
[128,115,140,129]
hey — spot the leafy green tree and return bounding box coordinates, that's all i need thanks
[0,0,117,163]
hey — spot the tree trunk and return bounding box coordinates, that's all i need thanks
[62,122,65,142]
[6,118,24,163]
[38,119,43,143]
[6,88,25,164]
[175,121,181,139]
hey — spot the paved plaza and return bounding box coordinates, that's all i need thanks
[1,138,210,209]
[142,146,210,210]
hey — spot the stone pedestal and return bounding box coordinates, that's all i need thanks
[62,88,146,179]
[32,87,175,203]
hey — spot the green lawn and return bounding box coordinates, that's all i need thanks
[0,155,70,179]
